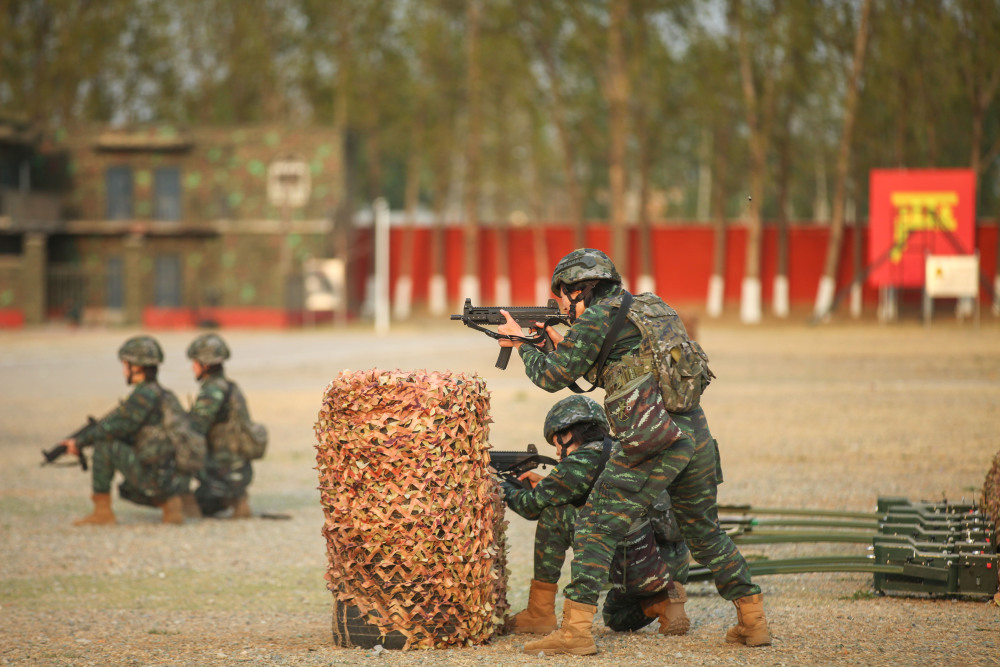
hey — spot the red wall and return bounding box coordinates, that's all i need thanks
[383,222,999,308]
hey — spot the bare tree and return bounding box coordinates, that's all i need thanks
[813,0,872,321]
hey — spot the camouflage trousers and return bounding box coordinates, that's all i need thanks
[565,405,759,606]
[531,504,576,583]
[195,459,253,516]
[532,502,690,632]
[90,438,190,507]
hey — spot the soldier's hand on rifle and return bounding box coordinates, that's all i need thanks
[517,470,543,488]
[497,310,524,349]
[62,438,79,456]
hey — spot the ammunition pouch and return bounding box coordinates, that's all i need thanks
[604,371,685,467]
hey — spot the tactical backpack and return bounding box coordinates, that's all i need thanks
[604,292,715,412]
[136,387,207,473]
[161,390,208,473]
[634,292,714,411]
[209,381,268,460]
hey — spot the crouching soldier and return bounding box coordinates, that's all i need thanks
[184,333,258,519]
[501,396,691,638]
[64,335,190,525]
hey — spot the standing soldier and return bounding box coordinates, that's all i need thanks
[63,335,189,526]
[497,248,770,656]
[502,395,691,638]
[185,333,255,519]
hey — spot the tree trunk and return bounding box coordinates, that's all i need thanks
[707,126,730,318]
[814,0,872,322]
[395,126,422,320]
[606,0,630,280]
[460,0,482,308]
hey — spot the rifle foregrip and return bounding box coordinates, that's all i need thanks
[496,346,512,370]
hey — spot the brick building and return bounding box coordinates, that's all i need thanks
[0,122,344,327]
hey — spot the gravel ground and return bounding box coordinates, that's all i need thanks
[1,313,999,666]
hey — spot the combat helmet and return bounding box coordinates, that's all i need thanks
[117,335,164,366]
[186,332,231,364]
[550,248,621,295]
[543,395,610,446]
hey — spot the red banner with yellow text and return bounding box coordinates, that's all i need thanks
[868,169,976,288]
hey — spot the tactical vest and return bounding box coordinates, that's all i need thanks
[208,381,268,460]
[601,292,714,412]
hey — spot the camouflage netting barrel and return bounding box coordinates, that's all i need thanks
[314,369,509,650]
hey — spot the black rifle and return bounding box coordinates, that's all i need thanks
[451,298,569,369]
[41,416,100,471]
[489,443,559,489]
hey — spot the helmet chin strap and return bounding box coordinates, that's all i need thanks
[565,284,595,324]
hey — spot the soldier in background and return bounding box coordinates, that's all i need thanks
[501,395,691,638]
[63,335,189,525]
[184,333,255,519]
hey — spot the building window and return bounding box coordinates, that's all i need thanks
[154,167,181,221]
[106,165,133,220]
[153,254,181,307]
[106,256,123,309]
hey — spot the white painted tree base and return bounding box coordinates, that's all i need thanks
[772,275,789,318]
[740,277,762,324]
[393,276,412,320]
[494,276,511,306]
[636,274,655,295]
[458,274,480,311]
[429,275,447,316]
[706,274,724,318]
[813,275,836,322]
[535,277,552,305]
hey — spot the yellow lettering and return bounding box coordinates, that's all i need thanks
[889,192,958,261]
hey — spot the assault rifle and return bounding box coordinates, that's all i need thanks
[489,443,559,489]
[451,298,569,369]
[41,416,100,471]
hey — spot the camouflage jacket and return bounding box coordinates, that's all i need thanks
[76,381,163,448]
[190,369,247,465]
[518,283,642,391]
[503,440,608,520]
[188,369,229,437]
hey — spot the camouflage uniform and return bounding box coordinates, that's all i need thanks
[188,368,254,516]
[186,333,254,517]
[503,438,690,631]
[516,281,759,607]
[76,381,189,506]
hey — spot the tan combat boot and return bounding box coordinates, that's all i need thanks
[73,493,116,526]
[159,496,184,525]
[180,493,202,519]
[510,579,559,634]
[725,593,771,646]
[522,599,598,656]
[640,582,690,636]
[231,493,252,519]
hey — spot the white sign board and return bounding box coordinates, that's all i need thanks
[303,258,345,311]
[267,159,311,208]
[925,254,979,298]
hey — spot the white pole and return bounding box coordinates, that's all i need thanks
[374,198,390,335]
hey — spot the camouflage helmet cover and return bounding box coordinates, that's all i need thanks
[117,335,164,366]
[550,248,621,295]
[186,333,231,364]
[543,395,610,445]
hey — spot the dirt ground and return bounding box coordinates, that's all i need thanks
[1,313,999,666]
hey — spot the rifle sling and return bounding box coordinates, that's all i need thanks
[568,291,633,394]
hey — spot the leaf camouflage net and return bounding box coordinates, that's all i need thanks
[314,369,510,650]
[983,448,1000,541]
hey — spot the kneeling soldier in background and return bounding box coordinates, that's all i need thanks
[501,395,691,637]
[185,333,255,519]
[64,335,189,525]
